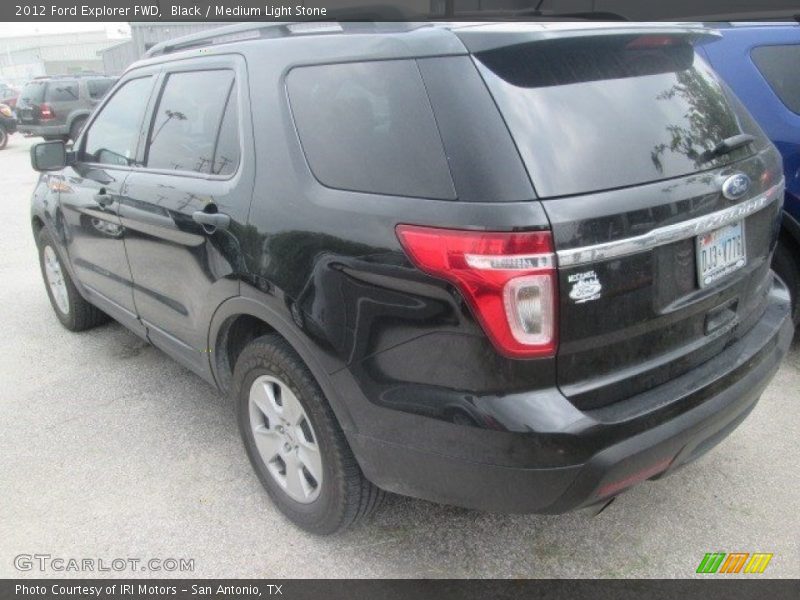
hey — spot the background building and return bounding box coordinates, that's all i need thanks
[101,23,226,75]
[0,31,120,85]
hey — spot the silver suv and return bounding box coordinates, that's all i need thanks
[16,75,116,142]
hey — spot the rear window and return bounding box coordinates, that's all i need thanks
[20,82,45,104]
[287,60,456,200]
[476,35,754,198]
[45,81,79,102]
[751,44,800,115]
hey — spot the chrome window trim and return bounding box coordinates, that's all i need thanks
[556,180,784,268]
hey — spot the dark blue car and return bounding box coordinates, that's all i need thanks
[700,22,800,324]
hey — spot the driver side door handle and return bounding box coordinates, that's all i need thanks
[192,211,230,230]
[94,189,113,207]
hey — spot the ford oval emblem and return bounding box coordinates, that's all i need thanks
[721,173,751,201]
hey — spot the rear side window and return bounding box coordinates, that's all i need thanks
[476,36,754,198]
[82,76,152,166]
[751,45,800,115]
[87,78,115,100]
[212,87,240,176]
[45,81,79,102]
[287,60,456,199]
[146,70,236,175]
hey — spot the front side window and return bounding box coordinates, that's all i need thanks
[751,44,800,115]
[287,60,455,199]
[145,70,236,174]
[82,76,152,166]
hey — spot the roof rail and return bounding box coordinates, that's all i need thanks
[145,15,426,58]
[32,72,111,80]
[444,8,627,20]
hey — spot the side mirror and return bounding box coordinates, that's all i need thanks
[31,141,67,172]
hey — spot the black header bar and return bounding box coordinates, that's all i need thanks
[2,0,800,22]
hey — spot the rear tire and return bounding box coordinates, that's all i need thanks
[233,334,384,534]
[773,236,800,325]
[0,125,7,150]
[37,228,109,331]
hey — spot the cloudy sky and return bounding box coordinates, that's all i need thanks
[0,22,129,39]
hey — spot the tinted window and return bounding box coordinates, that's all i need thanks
[146,70,235,174]
[82,76,152,166]
[87,78,115,100]
[287,60,455,199]
[45,81,79,102]
[20,81,45,104]
[751,45,800,115]
[477,36,753,198]
[211,87,240,176]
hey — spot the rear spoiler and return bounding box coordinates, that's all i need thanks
[454,23,721,53]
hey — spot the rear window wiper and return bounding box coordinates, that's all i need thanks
[701,134,755,163]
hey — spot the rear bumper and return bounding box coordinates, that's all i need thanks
[349,276,793,513]
[17,123,67,136]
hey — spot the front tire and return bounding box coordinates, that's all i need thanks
[233,334,383,534]
[37,228,109,331]
[0,125,7,150]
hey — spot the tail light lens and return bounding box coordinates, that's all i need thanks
[396,225,558,359]
[39,103,54,120]
[626,35,681,49]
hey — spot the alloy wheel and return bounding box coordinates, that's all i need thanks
[248,375,323,503]
[43,245,70,315]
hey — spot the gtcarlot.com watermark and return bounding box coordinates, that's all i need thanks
[14,553,195,573]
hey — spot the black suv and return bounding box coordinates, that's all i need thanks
[17,74,116,142]
[29,22,794,534]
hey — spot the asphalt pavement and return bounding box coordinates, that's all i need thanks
[1,136,798,578]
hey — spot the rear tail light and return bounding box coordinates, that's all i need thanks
[759,167,779,190]
[39,103,54,120]
[626,35,681,49]
[395,225,558,359]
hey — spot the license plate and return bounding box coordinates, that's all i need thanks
[696,220,746,287]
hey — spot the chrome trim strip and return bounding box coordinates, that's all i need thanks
[465,253,555,270]
[556,180,784,268]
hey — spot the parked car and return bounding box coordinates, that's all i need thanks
[16,74,116,142]
[0,83,19,108]
[699,23,800,324]
[29,22,793,534]
[0,103,16,150]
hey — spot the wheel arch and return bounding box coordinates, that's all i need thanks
[208,296,357,434]
[781,208,800,249]
[31,214,45,236]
